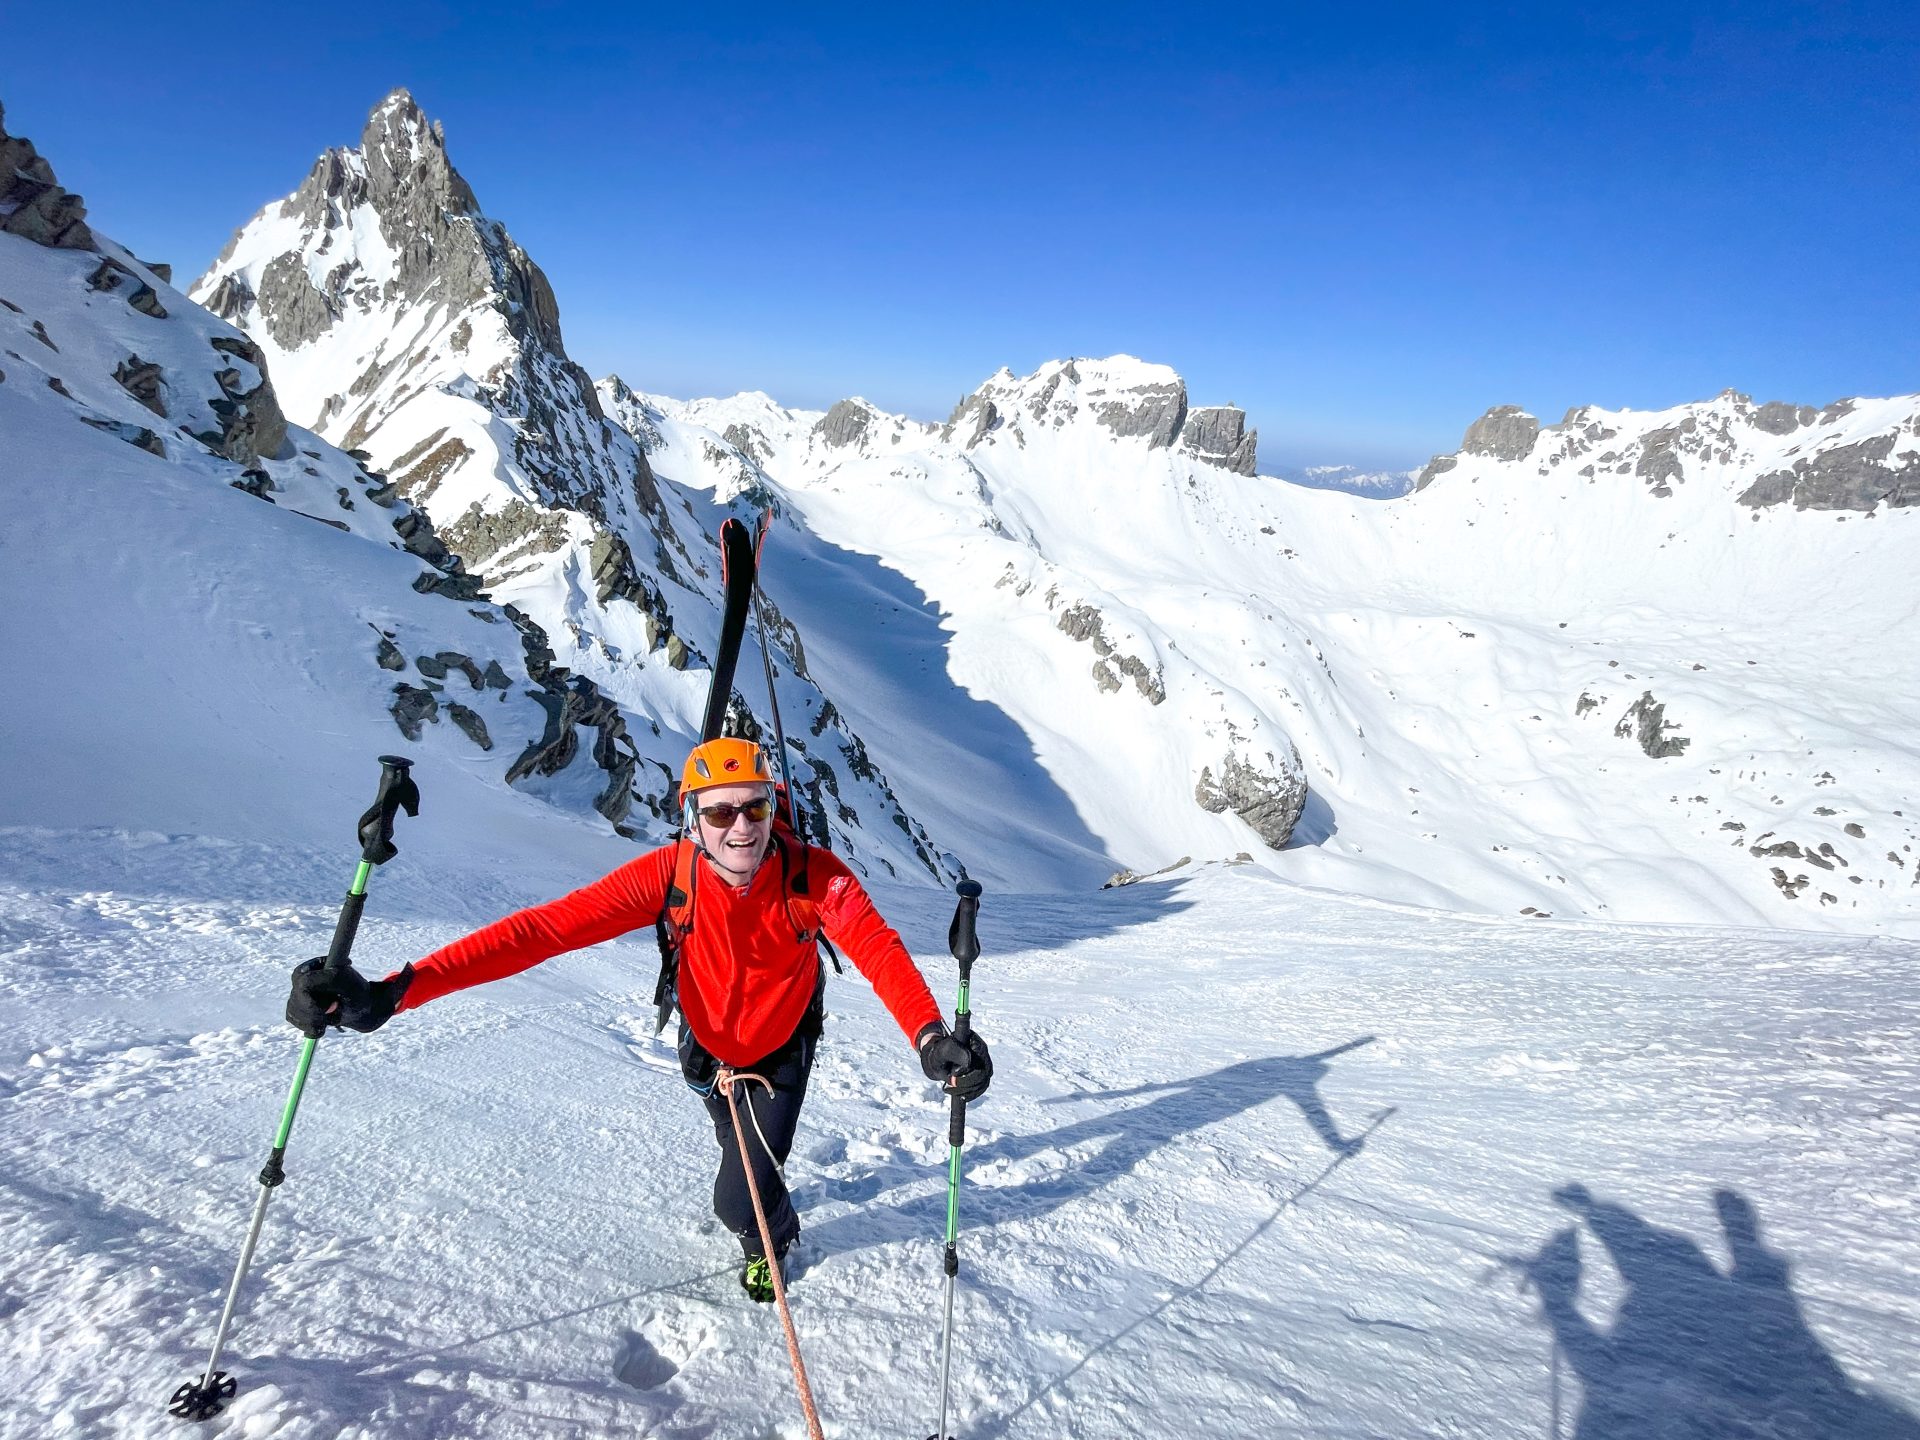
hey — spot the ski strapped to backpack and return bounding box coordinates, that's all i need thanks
[654,512,837,1036]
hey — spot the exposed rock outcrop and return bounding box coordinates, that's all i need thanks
[1092,375,1186,449]
[943,394,999,449]
[1414,454,1458,491]
[113,356,166,417]
[1462,405,1540,462]
[1614,691,1690,759]
[1057,602,1166,705]
[1194,749,1308,850]
[204,335,287,463]
[815,399,873,449]
[1738,434,1920,513]
[1180,406,1257,476]
[0,104,96,250]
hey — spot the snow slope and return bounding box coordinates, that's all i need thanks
[609,366,1920,935]
[3,837,1916,1439]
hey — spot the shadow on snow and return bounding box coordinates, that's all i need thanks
[1515,1183,1919,1439]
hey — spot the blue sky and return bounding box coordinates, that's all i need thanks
[8,2,1915,470]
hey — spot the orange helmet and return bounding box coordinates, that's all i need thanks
[680,737,772,796]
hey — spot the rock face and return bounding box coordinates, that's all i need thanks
[1194,749,1308,849]
[815,399,873,449]
[1739,435,1920,513]
[1092,374,1187,449]
[1180,406,1258,476]
[1462,405,1541,462]
[0,105,96,250]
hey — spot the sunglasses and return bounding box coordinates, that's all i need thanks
[697,797,773,828]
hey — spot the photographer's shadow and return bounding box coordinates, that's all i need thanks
[1521,1184,1919,1439]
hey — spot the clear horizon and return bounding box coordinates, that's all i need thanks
[9,1,1916,473]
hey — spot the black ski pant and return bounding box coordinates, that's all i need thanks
[688,1022,816,1260]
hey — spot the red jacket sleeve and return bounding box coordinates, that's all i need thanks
[395,848,674,1010]
[813,852,943,1045]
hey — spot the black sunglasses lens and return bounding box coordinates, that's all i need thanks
[699,798,771,826]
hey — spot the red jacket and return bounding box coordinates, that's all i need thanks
[396,841,942,1066]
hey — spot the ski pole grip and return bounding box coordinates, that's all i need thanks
[357,755,419,866]
[948,879,981,974]
[322,892,367,978]
[948,1097,967,1147]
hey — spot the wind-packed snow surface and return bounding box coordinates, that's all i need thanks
[3,836,1917,1438]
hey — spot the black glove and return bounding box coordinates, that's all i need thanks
[286,957,412,1037]
[916,1021,993,1102]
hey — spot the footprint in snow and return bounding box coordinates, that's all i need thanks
[612,1327,679,1390]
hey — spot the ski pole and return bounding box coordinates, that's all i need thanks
[168,755,419,1422]
[929,878,982,1440]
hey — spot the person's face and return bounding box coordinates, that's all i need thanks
[694,782,773,875]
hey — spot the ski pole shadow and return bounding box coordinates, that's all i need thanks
[366,1265,738,1369]
[967,1105,1396,1440]
[805,1037,1380,1261]
[1509,1183,1920,1439]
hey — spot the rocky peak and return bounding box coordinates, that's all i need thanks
[951,356,1254,471]
[1462,405,1541,461]
[199,89,563,361]
[814,398,877,449]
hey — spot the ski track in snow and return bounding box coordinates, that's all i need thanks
[2,833,1916,1438]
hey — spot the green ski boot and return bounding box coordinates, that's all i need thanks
[740,1253,777,1304]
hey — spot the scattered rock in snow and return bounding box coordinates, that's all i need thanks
[447,701,492,750]
[389,683,439,739]
[1614,691,1690,758]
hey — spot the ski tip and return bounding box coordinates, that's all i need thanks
[956,880,983,900]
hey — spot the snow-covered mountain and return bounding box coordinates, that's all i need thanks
[0,101,588,859]
[604,364,1920,933]
[8,85,1918,933]
[188,90,948,880]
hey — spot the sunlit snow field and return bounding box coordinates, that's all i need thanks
[3,826,1915,1438]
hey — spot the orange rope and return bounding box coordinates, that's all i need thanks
[720,1068,826,1440]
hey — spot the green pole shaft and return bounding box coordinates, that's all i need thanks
[943,975,971,1244]
[190,854,376,1400]
[270,859,371,1147]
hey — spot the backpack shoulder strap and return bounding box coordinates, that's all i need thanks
[777,835,842,974]
[652,837,699,1032]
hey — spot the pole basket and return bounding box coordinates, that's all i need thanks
[168,1371,237,1421]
